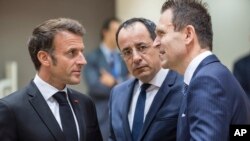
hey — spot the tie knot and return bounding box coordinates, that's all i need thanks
[53,91,68,104]
[141,83,151,92]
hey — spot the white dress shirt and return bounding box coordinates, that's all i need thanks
[33,74,80,140]
[128,68,169,130]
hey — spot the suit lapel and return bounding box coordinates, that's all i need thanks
[67,89,86,141]
[122,79,137,141]
[28,81,65,141]
[193,54,219,78]
[139,70,177,140]
[177,55,220,138]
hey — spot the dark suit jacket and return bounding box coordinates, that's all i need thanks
[109,70,183,141]
[233,53,250,100]
[177,55,250,141]
[0,81,103,141]
[84,47,129,140]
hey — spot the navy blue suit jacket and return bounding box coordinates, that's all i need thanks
[0,81,102,141]
[109,70,183,141]
[233,53,250,100]
[177,55,250,141]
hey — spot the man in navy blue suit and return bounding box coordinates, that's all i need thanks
[84,17,129,141]
[109,17,183,141]
[154,0,250,140]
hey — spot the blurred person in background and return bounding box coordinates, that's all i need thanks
[233,35,250,101]
[83,17,129,141]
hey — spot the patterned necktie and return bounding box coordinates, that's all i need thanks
[53,91,78,141]
[132,83,151,141]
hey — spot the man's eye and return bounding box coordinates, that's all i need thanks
[157,31,165,37]
[138,45,147,51]
[123,50,132,56]
[69,51,74,55]
[67,50,77,57]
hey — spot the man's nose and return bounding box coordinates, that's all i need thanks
[132,49,142,63]
[77,53,87,65]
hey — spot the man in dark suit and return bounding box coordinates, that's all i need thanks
[109,18,183,141]
[154,0,250,140]
[84,17,129,141]
[0,18,103,141]
[233,53,250,100]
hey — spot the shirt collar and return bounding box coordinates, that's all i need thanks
[33,74,67,101]
[100,42,119,55]
[139,68,169,88]
[184,51,212,85]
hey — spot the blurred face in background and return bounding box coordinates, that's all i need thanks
[103,21,120,49]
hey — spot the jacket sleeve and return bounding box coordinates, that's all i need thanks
[83,54,112,99]
[108,89,116,141]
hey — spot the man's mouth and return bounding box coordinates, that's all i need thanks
[159,50,166,55]
[134,65,146,71]
[72,70,81,75]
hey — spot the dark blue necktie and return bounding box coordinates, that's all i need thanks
[132,83,151,141]
[53,91,78,141]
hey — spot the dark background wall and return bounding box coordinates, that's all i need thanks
[0,0,115,93]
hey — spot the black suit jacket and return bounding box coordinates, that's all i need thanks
[0,81,103,141]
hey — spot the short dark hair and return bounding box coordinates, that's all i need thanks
[100,17,120,40]
[28,18,86,70]
[116,17,156,49]
[162,0,213,50]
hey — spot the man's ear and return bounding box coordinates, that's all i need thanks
[183,25,195,45]
[37,50,51,67]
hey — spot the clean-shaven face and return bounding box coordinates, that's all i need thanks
[154,9,187,72]
[49,31,86,88]
[118,22,161,82]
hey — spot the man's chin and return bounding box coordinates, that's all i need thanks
[133,70,147,78]
[133,66,147,74]
[136,73,151,82]
[161,60,168,69]
[68,79,81,85]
